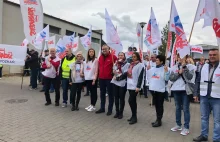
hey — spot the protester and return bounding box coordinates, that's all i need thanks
[148,55,169,127]
[169,55,194,136]
[69,51,84,111]
[60,48,76,107]
[193,48,220,142]
[0,64,3,79]
[143,54,150,98]
[111,52,130,119]
[25,49,39,90]
[42,48,61,106]
[39,50,49,92]
[96,44,117,116]
[84,48,98,112]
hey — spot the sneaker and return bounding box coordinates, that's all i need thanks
[180,128,189,136]
[87,106,96,112]
[62,103,67,108]
[29,88,37,91]
[171,125,182,132]
[85,105,92,110]
[0,78,2,80]
[106,93,108,97]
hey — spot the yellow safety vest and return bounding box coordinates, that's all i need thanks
[0,64,2,68]
[62,57,76,78]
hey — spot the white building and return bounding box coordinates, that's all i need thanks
[0,0,103,75]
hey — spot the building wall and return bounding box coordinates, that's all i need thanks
[1,1,102,75]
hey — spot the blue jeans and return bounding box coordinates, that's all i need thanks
[99,79,114,112]
[173,91,190,129]
[30,68,38,89]
[200,96,220,141]
[62,78,71,104]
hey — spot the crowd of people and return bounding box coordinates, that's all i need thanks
[24,45,219,142]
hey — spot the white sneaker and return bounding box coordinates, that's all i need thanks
[106,93,108,97]
[0,78,2,80]
[180,128,190,136]
[85,105,92,110]
[171,125,182,132]
[62,103,67,108]
[87,106,96,112]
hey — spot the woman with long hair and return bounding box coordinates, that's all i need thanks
[69,51,84,111]
[117,52,144,124]
[84,48,98,112]
[111,52,130,119]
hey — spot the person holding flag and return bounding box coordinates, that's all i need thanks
[148,55,169,127]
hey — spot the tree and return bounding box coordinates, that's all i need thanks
[159,22,176,57]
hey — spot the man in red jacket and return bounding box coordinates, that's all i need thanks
[96,44,117,116]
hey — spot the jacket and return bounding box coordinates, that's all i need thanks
[42,56,61,78]
[98,53,117,80]
[26,51,39,69]
[59,54,75,79]
[169,64,194,92]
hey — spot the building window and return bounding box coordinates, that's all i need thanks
[92,37,100,44]
[78,33,84,37]
[44,24,60,34]
[66,30,75,36]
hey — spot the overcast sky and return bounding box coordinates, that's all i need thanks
[10,0,218,50]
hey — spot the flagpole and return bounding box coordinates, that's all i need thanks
[165,0,173,60]
[188,0,200,43]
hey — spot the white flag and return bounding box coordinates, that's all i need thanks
[191,45,203,54]
[169,0,190,58]
[136,23,142,49]
[19,0,44,43]
[33,25,49,50]
[63,33,75,49]
[47,36,56,49]
[105,9,123,55]
[21,39,29,47]
[56,38,66,59]
[144,7,162,51]
[80,26,92,50]
[194,0,220,46]
[72,36,79,53]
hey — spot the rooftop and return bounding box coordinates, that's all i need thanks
[3,0,103,35]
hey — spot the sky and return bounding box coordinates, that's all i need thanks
[10,0,218,51]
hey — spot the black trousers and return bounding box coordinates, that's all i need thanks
[113,84,127,114]
[151,91,165,121]
[44,77,60,103]
[128,90,138,117]
[86,80,97,106]
[70,83,83,106]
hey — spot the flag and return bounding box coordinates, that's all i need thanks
[136,23,142,49]
[170,39,177,68]
[105,8,123,55]
[19,0,44,43]
[80,26,92,50]
[21,38,29,47]
[72,36,79,53]
[56,38,66,59]
[194,0,212,27]
[33,24,49,50]
[144,7,162,52]
[166,31,172,58]
[194,0,220,46]
[169,0,190,58]
[42,42,47,57]
[63,33,75,49]
[47,35,56,49]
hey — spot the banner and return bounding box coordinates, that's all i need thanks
[80,26,92,50]
[169,0,190,58]
[0,44,27,66]
[19,0,44,44]
[21,38,29,47]
[191,45,203,54]
[33,24,49,50]
[47,36,56,49]
[105,9,123,55]
[144,7,162,51]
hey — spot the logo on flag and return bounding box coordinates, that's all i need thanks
[24,0,38,5]
[213,18,220,38]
